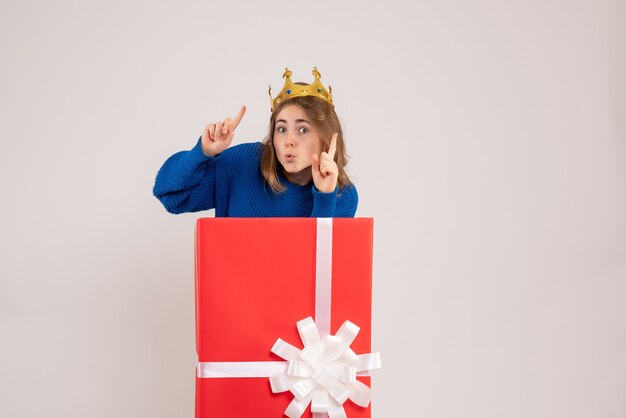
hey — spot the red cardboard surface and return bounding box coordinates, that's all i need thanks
[194,218,373,417]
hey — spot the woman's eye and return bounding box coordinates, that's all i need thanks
[276,127,286,133]
[299,127,309,134]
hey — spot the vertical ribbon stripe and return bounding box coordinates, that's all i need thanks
[315,218,333,337]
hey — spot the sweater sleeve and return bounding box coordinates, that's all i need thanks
[311,183,359,218]
[152,138,218,214]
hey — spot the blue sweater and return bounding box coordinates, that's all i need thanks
[153,139,358,217]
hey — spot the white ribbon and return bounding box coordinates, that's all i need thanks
[315,218,333,337]
[196,218,381,417]
[269,317,381,418]
[197,361,287,378]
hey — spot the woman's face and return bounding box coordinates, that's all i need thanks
[273,104,323,185]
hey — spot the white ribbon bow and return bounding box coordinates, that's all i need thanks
[269,316,382,418]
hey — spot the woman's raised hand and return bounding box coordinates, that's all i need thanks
[312,133,339,193]
[201,106,247,157]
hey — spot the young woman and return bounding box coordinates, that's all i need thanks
[153,68,358,217]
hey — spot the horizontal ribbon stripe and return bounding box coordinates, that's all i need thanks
[199,361,371,379]
[197,361,287,378]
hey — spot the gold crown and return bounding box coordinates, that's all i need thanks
[268,67,333,112]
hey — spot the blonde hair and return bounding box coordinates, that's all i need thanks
[260,95,352,193]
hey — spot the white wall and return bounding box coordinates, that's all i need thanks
[1,0,625,417]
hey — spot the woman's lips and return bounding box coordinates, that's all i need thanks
[285,154,295,161]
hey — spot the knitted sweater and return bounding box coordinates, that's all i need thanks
[153,139,358,217]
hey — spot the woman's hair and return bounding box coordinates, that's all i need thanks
[260,95,352,193]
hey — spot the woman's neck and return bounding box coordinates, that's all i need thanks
[282,167,312,186]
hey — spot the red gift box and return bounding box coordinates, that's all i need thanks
[194,218,377,417]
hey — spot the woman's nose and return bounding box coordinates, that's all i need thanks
[285,135,295,147]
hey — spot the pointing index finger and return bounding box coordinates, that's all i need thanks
[328,133,338,160]
[232,105,247,128]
